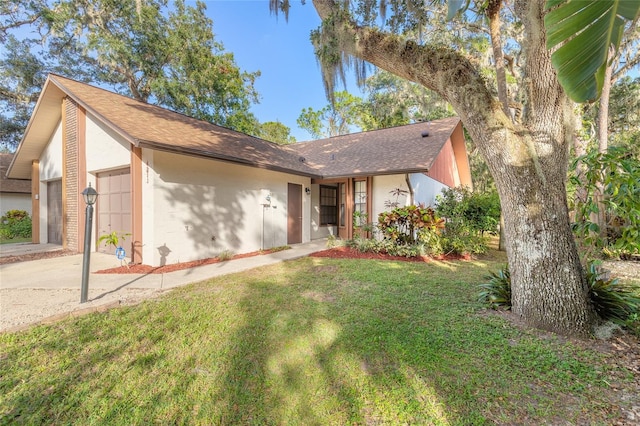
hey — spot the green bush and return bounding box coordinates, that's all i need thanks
[377,204,444,244]
[570,147,640,257]
[434,187,500,255]
[478,265,511,309]
[435,187,501,236]
[586,262,640,324]
[0,210,32,239]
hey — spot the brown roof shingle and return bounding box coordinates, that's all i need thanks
[0,154,31,193]
[288,117,461,178]
[49,75,321,177]
[9,74,461,181]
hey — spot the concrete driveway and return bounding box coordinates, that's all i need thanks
[0,240,327,332]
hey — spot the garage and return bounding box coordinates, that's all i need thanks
[97,168,132,255]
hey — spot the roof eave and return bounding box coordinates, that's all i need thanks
[317,168,429,180]
[7,77,63,179]
[137,140,323,179]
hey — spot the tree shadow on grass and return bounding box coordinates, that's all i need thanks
[0,256,623,424]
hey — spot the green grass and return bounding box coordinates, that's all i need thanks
[0,236,31,245]
[1,254,637,425]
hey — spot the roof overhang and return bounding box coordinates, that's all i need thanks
[137,140,323,179]
[7,77,67,179]
[313,168,429,181]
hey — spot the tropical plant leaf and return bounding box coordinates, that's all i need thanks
[544,0,640,103]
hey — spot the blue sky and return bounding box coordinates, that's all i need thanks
[202,1,364,141]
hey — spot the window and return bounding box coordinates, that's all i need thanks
[339,183,346,227]
[354,180,367,226]
[319,185,338,225]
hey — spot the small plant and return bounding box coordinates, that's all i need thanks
[586,261,640,324]
[97,231,131,250]
[352,211,373,238]
[266,245,290,253]
[217,250,235,261]
[478,264,511,309]
[384,188,409,209]
[326,234,338,247]
[346,237,381,254]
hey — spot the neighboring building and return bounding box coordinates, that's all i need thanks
[8,74,471,266]
[0,153,32,217]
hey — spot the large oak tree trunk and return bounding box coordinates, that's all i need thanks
[312,0,597,335]
[496,159,593,334]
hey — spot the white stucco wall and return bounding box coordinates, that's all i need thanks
[371,175,412,227]
[146,151,311,266]
[0,193,31,217]
[409,173,449,208]
[38,121,63,243]
[40,121,63,182]
[85,113,131,172]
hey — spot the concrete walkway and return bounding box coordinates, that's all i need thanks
[0,239,328,332]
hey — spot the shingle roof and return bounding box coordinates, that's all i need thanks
[0,154,31,193]
[9,74,461,181]
[288,117,461,178]
[52,75,323,177]
[9,74,320,179]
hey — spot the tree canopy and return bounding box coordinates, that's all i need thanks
[0,0,269,151]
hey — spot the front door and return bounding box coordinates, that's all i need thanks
[47,180,62,244]
[287,183,302,245]
[97,168,132,255]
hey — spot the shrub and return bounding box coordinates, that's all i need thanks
[217,249,235,261]
[478,265,511,309]
[0,210,32,239]
[377,204,444,244]
[435,187,501,236]
[586,262,640,324]
[346,237,382,254]
[434,187,500,255]
[570,147,640,257]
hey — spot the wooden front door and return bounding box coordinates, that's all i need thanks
[97,169,132,255]
[47,180,63,244]
[287,183,302,245]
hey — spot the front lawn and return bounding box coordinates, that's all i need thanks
[0,237,31,245]
[1,254,637,424]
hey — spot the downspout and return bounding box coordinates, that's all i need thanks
[405,174,414,205]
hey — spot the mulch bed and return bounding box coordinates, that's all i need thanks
[96,247,291,274]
